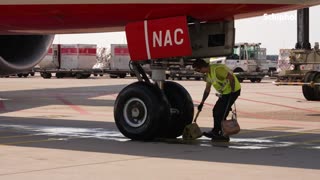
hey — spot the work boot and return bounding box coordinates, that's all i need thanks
[203,129,230,142]
[203,131,215,138]
[211,135,230,142]
[203,129,220,138]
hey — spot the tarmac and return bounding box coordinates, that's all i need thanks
[0,74,319,180]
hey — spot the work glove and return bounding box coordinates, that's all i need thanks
[198,103,203,111]
[215,93,222,98]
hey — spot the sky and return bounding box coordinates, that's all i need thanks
[53,5,320,55]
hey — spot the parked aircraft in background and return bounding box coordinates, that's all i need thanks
[0,0,319,140]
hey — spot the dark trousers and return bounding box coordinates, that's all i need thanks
[212,90,241,132]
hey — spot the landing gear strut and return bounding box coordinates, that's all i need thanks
[114,63,194,140]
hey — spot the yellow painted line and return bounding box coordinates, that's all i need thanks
[0,134,35,139]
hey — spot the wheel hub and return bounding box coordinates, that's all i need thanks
[123,98,147,128]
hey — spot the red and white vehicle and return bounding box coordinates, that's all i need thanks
[37,44,97,79]
[0,1,319,140]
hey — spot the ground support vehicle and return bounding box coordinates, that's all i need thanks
[37,44,97,79]
[165,65,204,80]
[233,71,265,83]
[210,43,271,83]
[274,47,320,100]
[104,44,151,78]
[274,8,320,101]
[94,44,151,78]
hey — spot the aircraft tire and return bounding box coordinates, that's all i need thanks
[302,71,317,101]
[114,82,169,140]
[161,81,194,138]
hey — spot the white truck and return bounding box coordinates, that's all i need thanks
[36,44,97,79]
[210,43,276,82]
[104,44,150,78]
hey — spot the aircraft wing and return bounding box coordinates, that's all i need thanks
[0,0,320,75]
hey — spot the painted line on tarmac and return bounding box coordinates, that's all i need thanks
[255,92,306,101]
[56,96,90,115]
[239,97,320,113]
[0,100,6,111]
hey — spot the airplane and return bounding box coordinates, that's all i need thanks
[0,0,320,141]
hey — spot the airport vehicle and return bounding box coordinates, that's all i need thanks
[95,44,151,78]
[165,65,204,80]
[107,44,130,78]
[36,44,97,79]
[275,45,320,101]
[106,44,152,78]
[210,43,276,83]
[0,1,319,140]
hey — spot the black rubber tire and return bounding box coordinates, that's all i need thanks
[41,73,52,79]
[256,78,262,83]
[56,72,65,78]
[250,78,262,83]
[237,78,244,83]
[313,72,320,100]
[161,81,194,138]
[119,74,126,78]
[17,74,23,78]
[110,74,118,78]
[114,82,170,140]
[302,71,317,101]
[82,73,91,79]
[75,73,83,79]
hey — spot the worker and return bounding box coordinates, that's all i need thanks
[193,58,241,142]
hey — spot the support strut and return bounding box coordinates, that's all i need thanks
[130,62,150,83]
[295,8,311,49]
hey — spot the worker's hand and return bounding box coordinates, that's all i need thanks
[198,103,203,111]
[215,93,222,98]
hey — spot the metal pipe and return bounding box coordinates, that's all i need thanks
[273,81,320,86]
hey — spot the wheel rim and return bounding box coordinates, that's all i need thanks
[123,98,147,128]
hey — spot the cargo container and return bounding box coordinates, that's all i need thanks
[36,44,97,79]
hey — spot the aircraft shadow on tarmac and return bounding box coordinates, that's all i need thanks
[0,84,126,113]
[0,116,319,170]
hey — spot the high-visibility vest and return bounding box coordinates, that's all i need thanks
[206,64,241,94]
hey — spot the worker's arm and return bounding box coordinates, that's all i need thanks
[198,82,211,111]
[227,72,235,92]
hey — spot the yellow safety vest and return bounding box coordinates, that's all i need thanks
[206,64,241,94]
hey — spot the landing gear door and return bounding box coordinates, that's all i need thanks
[125,16,234,61]
[189,20,235,58]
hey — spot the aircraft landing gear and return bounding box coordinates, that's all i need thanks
[114,63,194,140]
